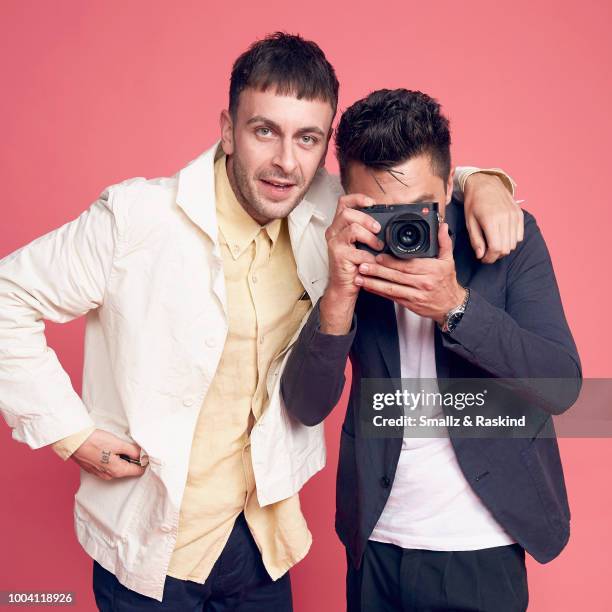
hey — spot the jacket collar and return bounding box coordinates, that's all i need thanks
[176,142,222,245]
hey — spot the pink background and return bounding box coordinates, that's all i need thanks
[1,1,610,610]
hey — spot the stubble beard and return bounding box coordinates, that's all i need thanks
[227,153,311,225]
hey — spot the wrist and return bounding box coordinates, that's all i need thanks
[320,287,357,335]
[465,169,515,198]
[439,286,470,333]
[452,285,468,311]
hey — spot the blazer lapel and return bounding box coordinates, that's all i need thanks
[357,290,401,379]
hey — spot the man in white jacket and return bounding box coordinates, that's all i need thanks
[0,32,522,610]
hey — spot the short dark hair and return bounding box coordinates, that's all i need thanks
[229,32,339,118]
[335,89,451,188]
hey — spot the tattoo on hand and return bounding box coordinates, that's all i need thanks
[101,449,111,464]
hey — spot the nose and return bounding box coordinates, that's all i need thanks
[272,138,298,176]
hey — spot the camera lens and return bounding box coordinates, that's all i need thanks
[389,219,428,255]
[397,224,422,248]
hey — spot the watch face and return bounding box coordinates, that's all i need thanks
[447,311,464,332]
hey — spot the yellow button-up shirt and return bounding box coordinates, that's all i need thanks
[166,155,312,581]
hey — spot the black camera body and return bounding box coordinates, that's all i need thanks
[356,202,440,259]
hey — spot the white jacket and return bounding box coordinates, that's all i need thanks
[0,142,340,600]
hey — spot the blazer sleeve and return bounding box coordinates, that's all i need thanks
[442,210,582,414]
[281,300,356,426]
[0,188,120,448]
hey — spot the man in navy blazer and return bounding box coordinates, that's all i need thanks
[281,89,581,611]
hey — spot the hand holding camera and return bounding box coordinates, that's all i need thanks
[355,219,467,325]
[319,194,382,334]
[323,193,382,300]
[322,195,466,331]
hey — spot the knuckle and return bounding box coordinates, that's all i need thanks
[349,223,361,240]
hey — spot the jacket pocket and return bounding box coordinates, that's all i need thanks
[74,464,151,547]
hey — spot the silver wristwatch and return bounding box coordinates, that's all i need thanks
[440,287,470,334]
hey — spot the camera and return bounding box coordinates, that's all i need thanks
[356,202,440,259]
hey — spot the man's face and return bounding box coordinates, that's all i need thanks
[345,154,454,216]
[220,88,334,224]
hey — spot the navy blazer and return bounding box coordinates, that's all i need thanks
[281,199,581,567]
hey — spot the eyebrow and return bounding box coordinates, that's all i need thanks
[410,192,437,202]
[246,115,326,137]
[367,169,435,202]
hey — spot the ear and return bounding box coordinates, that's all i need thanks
[445,166,455,204]
[220,110,234,156]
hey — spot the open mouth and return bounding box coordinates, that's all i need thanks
[258,179,298,199]
[260,179,295,191]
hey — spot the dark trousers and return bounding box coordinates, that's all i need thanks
[346,540,528,612]
[93,513,292,611]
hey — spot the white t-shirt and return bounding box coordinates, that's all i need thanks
[368,304,514,550]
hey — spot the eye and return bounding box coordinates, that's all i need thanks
[255,127,274,138]
[300,135,319,146]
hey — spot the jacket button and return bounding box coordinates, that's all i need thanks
[183,399,194,407]
[160,524,172,533]
[205,338,216,347]
[380,476,391,488]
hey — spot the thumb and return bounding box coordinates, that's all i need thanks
[438,222,454,261]
[466,217,486,259]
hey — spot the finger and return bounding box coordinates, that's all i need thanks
[116,440,142,462]
[344,247,379,267]
[437,223,453,261]
[466,216,487,259]
[332,207,382,235]
[337,193,376,213]
[481,224,503,264]
[502,216,512,257]
[515,205,524,243]
[500,214,514,259]
[107,454,146,478]
[485,218,510,263]
[339,222,384,252]
[358,262,426,289]
[508,209,519,252]
[356,275,419,302]
[374,253,436,275]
